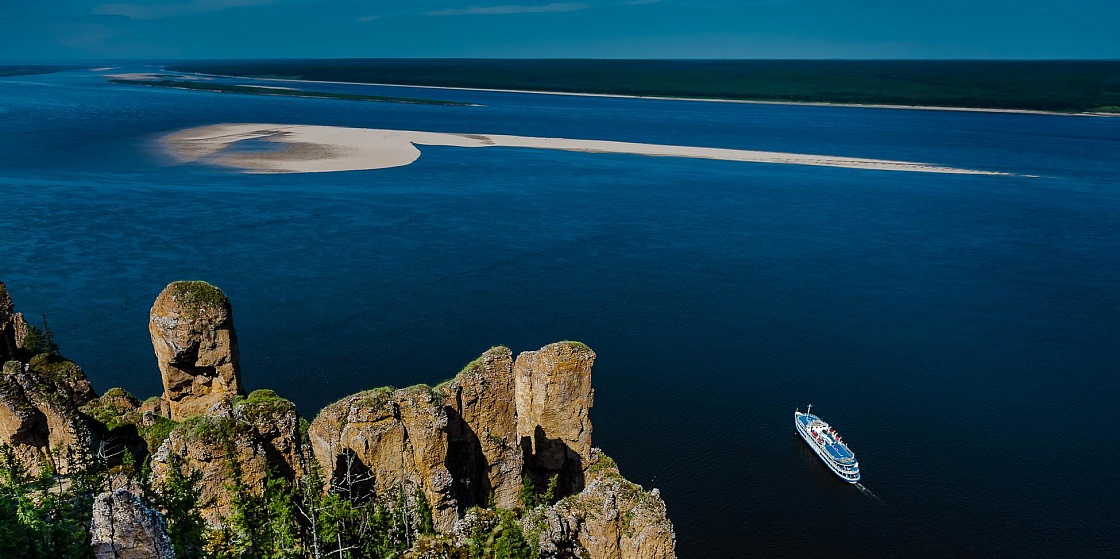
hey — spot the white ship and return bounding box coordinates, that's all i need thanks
[795,405,860,483]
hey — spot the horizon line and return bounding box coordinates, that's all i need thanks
[5,57,1120,65]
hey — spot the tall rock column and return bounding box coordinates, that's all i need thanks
[514,342,595,495]
[441,346,524,509]
[149,281,243,420]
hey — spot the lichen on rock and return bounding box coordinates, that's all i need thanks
[440,345,524,510]
[0,355,98,474]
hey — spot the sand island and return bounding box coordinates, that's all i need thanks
[162,123,1010,175]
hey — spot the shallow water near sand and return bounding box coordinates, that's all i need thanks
[2,67,1119,557]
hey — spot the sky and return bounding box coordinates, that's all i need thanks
[1,0,1118,60]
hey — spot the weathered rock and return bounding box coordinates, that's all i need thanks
[149,390,308,526]
[440,346,524,510]
[530,450,676,559]
[309,385,459,531]
[234,389,309,479]
[90,488,175,559]
[149,281,243,420]
[0,281,28,360]
[0,362,49,450]
[515,342,595,495]
[0,356,97,474]
[27,352,96,406]
[309,342,598,532]
[150,412,265,526]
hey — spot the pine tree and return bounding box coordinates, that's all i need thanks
[262,467,301,559]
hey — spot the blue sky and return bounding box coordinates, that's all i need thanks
[1,0,1118,60]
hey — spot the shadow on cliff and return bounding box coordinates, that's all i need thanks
[332,448,377,502]
[521,425,584,499]
[444,406,492,512]
[81,414,149,469]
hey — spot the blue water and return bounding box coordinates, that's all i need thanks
[3,67,1119,557]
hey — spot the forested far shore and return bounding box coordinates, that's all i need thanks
[167,59,1120,113]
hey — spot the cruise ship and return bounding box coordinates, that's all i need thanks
[795,405,860,483]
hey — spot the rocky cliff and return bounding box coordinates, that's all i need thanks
[1,294,99,475]
[0,278,676,558]
[150,389,310,525]
[310,383,459,530]
[529,450,676,559]
[441,346,524,510]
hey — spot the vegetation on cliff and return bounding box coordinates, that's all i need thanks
[0,442,101,558]
[168,280,230,312]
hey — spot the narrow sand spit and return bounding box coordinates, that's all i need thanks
[162,123,1010,175]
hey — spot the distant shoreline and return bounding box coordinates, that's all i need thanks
[109,75,475,106]
[176,71,1116,117]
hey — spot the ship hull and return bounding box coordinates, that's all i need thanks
[795,411,860,483]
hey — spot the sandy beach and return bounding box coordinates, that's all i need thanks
[161,123,1010,175]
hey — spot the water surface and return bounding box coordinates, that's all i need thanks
[2,67,1118,557]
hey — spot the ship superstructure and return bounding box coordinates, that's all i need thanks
[795,405,860,483]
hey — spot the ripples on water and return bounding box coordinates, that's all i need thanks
[1,68,1119,557]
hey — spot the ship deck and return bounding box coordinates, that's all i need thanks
[797,412,855,463]
[824,443,853,462]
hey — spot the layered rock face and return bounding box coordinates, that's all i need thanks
[0,281,29,360]
[309,342,599,532]
[441,346,524,509]
[515,343,595,495]
[149,390,309,525]
[90,489,175,559]
[310,384,459,530]
[149,281,244,420]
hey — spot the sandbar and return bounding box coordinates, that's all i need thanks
[162,123,1010,175]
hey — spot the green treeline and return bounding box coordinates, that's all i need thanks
[0,437,551,559]
[167,59,1120,113]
